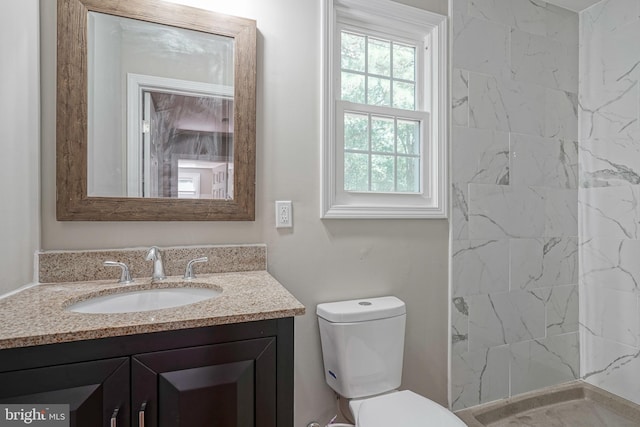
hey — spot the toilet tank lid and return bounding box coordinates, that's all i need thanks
[316,296,406,323]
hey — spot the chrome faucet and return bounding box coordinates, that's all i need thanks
[145,246,166,281]
[183,257,208,280]
[103,261,133,284]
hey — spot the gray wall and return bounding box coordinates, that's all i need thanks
[0,0,40,294]
[38,0,449,424]
[450,0,580,410]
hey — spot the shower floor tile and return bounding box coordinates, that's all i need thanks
[455,381,640,427]
[486,398,637,426]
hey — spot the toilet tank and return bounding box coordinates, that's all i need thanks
[316,296,406,399]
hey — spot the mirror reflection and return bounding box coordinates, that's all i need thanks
[86,11,234,200]
[145,91,234,199]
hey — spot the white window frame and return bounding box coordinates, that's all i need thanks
[321,0,448,218]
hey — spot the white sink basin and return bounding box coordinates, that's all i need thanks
[68,287,221,314]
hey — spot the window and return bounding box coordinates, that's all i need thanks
[321,0,448,218]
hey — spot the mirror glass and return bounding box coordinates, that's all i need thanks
[87,12,234,200]
[57,0,256,221]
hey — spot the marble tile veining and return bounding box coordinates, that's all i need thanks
[453,127,509,185]
[510,28,578,93]
[469,0,547,37]
[451,345,510,411]
[580,186,640,240]
[509,237,578,290]
[453,13,510,79]
[452,239,509,298]
[579,0,640,409]
[582,334,640,405]
[451,0,580,410]
[468,290,546,350]
[510,333,580,395]
[545,88,578,140]
[580,138,640,188]
[453,69,470,127]
[545,3,579,46]
[468,184,545,239]
[510,134,577,189]
[546,285,578,336]
[452,297,470,355]
[452,182,470,240]
[468,72,546,136]
[582,284,639,347]
[544,188,579,237]
[580,0,640,43]
[580,237,640,292]
[579,79,639,141]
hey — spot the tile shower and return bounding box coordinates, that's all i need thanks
[451,0,640,412]
[450,0,579,411]
[579,0,640,405]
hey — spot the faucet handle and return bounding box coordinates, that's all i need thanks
[183,257,208,280]
[103,261,133,284]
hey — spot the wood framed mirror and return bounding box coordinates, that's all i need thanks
[57,0,256,221]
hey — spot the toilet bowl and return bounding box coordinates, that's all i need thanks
[350,390,466,427]
[317,296,466,427]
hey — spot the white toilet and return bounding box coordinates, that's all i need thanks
[317,296,466,427]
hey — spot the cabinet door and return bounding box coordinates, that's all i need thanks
[132,337,276,427]
[0,357,130,427]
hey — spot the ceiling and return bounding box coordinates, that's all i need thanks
[545,0,601,12]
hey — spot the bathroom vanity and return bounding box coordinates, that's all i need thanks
[0,246,304,427]
[0,318,292,427]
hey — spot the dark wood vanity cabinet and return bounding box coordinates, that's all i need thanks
[0,318,293,427]
[0,357,131,426]
[132,338,277,427]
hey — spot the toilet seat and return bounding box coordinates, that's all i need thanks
[354,390,467,427]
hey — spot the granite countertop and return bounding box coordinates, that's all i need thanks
[0,271,305,350]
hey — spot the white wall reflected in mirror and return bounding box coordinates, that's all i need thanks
[86,11,234,199]
[177,159,233,200]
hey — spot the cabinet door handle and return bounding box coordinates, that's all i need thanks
[110,408,119,427]
[138,402,147,427]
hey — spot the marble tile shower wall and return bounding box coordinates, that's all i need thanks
[450,0,579,410]
[579,0,640,405]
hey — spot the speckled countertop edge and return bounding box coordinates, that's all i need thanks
[0,270,305,350]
